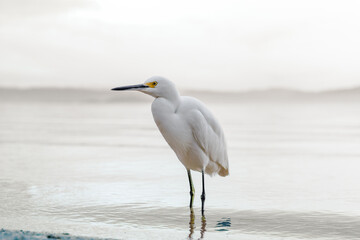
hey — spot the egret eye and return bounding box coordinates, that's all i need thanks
[153,81,158,86]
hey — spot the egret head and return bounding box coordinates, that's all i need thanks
[112,76,178,98]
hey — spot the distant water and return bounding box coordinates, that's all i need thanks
[1,100,360,240]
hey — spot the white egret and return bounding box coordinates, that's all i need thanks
[112,76,229,215]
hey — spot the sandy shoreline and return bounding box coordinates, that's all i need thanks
[0,229,116,240]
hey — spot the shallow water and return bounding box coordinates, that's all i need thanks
[1,100,360,239]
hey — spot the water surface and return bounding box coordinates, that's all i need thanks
[1,100,360,239]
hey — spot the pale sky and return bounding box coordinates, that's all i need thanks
[0,0,360,91]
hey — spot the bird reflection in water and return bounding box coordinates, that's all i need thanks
[188,209,207,239]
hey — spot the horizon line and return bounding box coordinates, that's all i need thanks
[0,85,360,94]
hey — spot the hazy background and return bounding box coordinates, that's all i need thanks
[1,0,360,91]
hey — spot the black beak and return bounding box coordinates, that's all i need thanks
[111,84,149,91]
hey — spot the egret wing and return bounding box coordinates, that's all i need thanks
[187,104,229,176]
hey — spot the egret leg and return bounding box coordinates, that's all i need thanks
[201,170,206,216]
[187,169,195,208]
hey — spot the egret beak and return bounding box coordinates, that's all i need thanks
[111,84,149,91]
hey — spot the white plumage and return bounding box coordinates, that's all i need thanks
[112,76,229,213]
[152,92,229,177]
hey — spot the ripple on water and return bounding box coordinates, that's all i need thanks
[38,203,360,239]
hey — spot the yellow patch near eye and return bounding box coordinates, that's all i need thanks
[145,81,158,88]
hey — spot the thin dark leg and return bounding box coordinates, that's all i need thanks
[201,170,206,216]
[187,169,195,208]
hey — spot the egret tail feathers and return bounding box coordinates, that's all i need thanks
[218,166,229,177]
[204,161,229,177]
